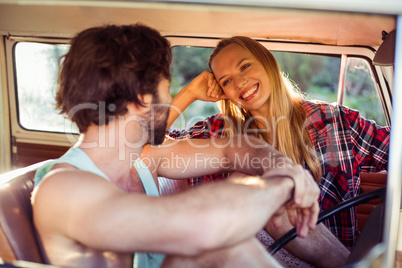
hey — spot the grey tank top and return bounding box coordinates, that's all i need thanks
[34,147,165,268]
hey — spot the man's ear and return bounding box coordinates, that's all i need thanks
[137,93,153,106]
[127,94,153,114]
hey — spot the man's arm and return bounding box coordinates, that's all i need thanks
[146,135,319,237]
[146,134,293,180]
[32,166,317,256]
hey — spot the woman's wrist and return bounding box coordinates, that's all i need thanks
[179,85,197,103]
[170,86,197,115]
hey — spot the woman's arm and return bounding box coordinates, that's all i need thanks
[167,70,226,130]
[346,106,390,172]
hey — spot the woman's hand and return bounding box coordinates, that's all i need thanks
[184,70,227,102]
[167,70,227,130]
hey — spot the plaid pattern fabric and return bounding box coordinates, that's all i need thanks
[167,100,390,249]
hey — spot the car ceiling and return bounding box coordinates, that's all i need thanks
[0,1,397,49]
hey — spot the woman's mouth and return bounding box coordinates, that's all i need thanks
[240,84,258,100]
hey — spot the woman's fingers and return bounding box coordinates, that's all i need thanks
[202,70,227,100]
[207,78,225,100]
[207,78,217,96]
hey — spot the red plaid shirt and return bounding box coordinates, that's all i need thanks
[168,100,390,249]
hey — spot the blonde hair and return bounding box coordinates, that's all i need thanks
[209,36,322,182]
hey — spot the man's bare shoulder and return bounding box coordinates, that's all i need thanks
[34,166,116,199]
[32,166,134,267]
[32,167,122,235]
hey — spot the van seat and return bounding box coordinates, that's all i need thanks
[356,171,387,232]
[0,162,188,264]
[0,162,49,263]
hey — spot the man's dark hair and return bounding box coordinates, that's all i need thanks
[56,24,172,133]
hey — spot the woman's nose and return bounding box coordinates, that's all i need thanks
[235,76,247,89]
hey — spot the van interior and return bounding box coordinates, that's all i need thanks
[0,1,401,267]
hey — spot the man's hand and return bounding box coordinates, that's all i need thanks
[263,165,320,238]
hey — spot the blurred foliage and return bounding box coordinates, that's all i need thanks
[170,47,387,129]
[272,51,340,103]
[170,46,219,130]
[343,58,387,125]
[171,46,212,91]
[15,43,388,135]
[273,53,386,125]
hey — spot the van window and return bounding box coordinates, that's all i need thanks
[170,47,387,129]
[15,43,387,134]
[170,47,343,130]
[272,51,341,103]
[170,46,218,130]
[343,57,387,126]
[14,42,77,133]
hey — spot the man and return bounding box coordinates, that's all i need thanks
[32,24,319,268]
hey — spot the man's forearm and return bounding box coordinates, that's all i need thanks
[222,135,294,175]
[152,135,292,179]
[168,174,295,253]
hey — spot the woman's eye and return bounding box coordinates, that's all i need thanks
[222,79,231,86]
[240,63,250,71]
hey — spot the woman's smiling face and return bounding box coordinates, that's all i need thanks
[211,44,272,114]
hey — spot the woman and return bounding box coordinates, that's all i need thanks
[167,36,390,254]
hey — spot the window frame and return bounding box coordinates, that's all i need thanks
[6,36,77,148]
[6,35,392,148]
[342,54,390,126]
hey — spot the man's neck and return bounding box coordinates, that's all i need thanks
[75,123,145,188]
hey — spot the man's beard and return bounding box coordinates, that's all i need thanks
[144,102,170,146]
